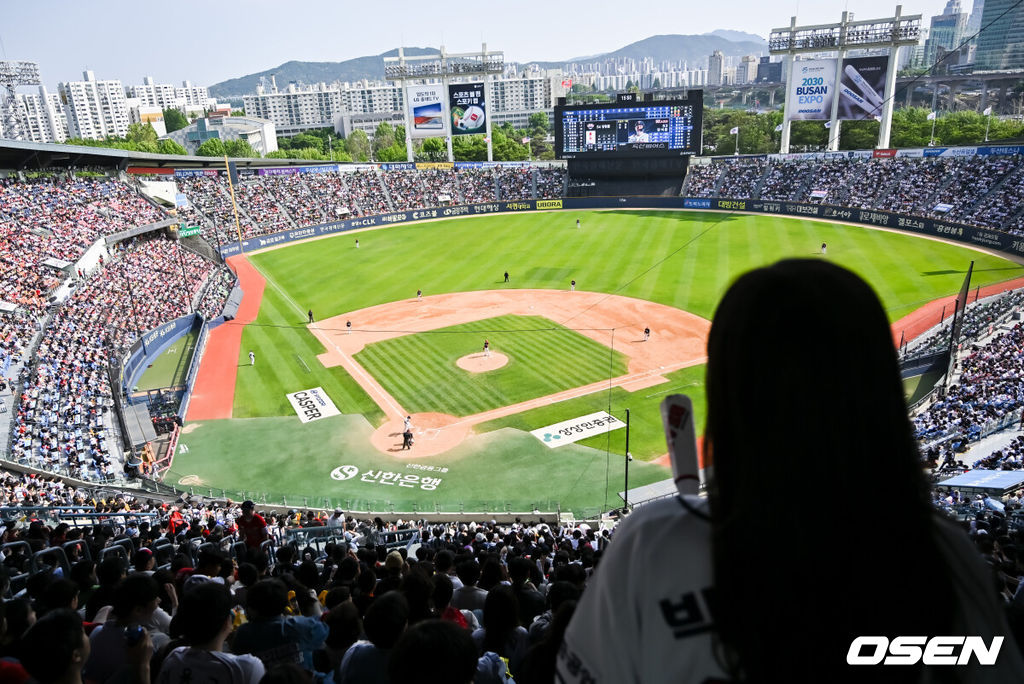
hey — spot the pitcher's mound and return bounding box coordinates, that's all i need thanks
[456,352,508,372]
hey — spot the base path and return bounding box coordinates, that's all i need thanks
[891,276,1024,346]
[308,289,710,458]
[186,256,266,421]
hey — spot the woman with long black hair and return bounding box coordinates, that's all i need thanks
[557,259,1024,683]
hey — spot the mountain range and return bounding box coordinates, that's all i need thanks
[209,32,767,99]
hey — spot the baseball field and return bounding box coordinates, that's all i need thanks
[167,209,1024,515]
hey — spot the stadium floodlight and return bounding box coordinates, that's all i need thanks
[0,61,41,141]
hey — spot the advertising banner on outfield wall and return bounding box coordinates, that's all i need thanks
[449,83,486,136]
[838,55,888,120]
[407,85,447,138]
[215,192,1024,266]
[787,59,837,120]
[286,387,340,424]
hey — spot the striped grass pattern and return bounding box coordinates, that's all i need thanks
[355,315,628,416]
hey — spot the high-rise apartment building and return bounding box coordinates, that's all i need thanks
[128,76,178,109]
[16,86,68,143]
[58,71,130,139]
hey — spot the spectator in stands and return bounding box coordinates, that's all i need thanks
[388,619,480,684]
[236,500,268,550]
[558,259,1024,682]
[473,585,529,676]
[233,578,328,671]
[84,574,166,683]
[19,609,89,684]
[452,559,488,612]
[156,582,265,684]
[336,591,408,684]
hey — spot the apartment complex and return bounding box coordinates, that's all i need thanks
[58,71,131,139]
[242,71,566,136]
[15,86,68,143]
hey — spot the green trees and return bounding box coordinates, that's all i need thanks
[372,122,407,162]
[195,138,226,157]
[157,139,188,155]
[700,106,1024,154]
[345,129,372,162]
[224,139,259,158]
[416,137,447,162]
[162,108,189,133]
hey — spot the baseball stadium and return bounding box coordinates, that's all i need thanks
[11,1,1024,678]
[3,136,1024,520]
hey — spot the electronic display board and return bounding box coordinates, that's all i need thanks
[555,92,703,159]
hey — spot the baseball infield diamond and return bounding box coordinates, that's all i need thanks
[307,289,709,457]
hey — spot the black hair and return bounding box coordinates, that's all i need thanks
[96,556,125,585]
[178,582,233,645]
[19,609,85,683]
[455,559,480,586]
[389,619,476,684]
[111,574,158,619]
[432,573,454,612]
[481,585,519,655]
[363,591,408,649]
[705,260,956,681]
[246,578,289,619]
[237,562,259,587]
[40,578,80,615]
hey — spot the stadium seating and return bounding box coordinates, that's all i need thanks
[683,154,1024,232]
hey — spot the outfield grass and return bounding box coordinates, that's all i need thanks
[136,331,197,391]
[250,210,1023,327]
[476,364,708,462]
[231,278,385,423]
[355,315,628,416]
[171,416,668,515]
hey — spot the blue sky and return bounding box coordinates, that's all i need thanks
[2,0,955,87]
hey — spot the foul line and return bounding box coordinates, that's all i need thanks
[249,259,306,318]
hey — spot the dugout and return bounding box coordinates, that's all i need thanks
[937,470,1024,499]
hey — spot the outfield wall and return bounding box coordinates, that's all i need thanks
[216,196,1024,263]
[121,314,201,394]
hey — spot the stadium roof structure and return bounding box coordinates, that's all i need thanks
[938,469,1024,495]
[0,139,333,172]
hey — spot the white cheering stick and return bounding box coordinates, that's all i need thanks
[660,394,703,495]
[844,65,883,107]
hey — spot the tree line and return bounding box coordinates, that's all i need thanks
[61,106,1024,160]
[704,107,1024,155]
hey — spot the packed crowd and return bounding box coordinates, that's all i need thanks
[175,166,568,245]
[912,321,1024,446]
[9,237,225,482]
[684,154,1024,232]
[0,494,601,684]
[0,178,163,263]
[535,167,565,199]
[904,289,1024,360]
[495,168,533,201]
[380,170,432,211]
[196,266,237,322]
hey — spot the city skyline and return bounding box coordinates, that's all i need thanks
[3,0,952,89]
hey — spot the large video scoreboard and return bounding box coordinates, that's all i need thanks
[555,91,703,159]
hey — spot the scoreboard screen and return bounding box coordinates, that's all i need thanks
[555,92,703,159]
